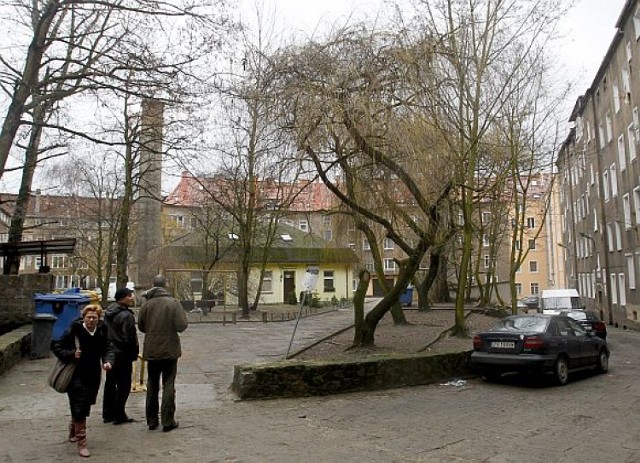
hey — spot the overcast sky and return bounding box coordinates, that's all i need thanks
[242,0,628,93]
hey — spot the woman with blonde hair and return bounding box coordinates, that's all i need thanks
[52,304,114,458]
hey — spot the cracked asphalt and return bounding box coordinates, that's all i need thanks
[1,303,639,462]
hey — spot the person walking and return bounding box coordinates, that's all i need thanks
[102,287,139,425]
[52,305,114,458]
[138,275,188,432]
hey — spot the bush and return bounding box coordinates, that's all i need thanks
[286,291,298,305]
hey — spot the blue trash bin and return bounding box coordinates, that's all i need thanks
[33,288,92,341]
[399,287,414,307]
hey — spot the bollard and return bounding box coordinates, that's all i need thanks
[130,355,147,392]
[262,312,268,323]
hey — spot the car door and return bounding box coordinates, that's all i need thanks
[554,317,582,367]
[565,317,596,366]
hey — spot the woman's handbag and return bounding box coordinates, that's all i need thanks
[47,336,79,393]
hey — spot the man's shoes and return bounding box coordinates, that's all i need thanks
[103,417,114,424]
[162,422,179,433]
[113,416,136,425]
[148,424,158,431]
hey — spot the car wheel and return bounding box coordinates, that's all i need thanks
[554,356,569,386]
[596,348,609,374]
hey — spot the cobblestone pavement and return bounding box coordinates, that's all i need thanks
[2,303,639,462]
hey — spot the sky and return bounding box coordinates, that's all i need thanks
[242,0,628,93]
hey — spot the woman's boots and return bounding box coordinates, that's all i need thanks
[73,420,90,457]
[68,420,77,442]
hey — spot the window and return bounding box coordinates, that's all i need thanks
[55,275,70,289]
[483,234,490,247]
[526,217,535,229]
[362,239,371,250]
[611,273,618,304]
[323,215,332,226]
[530,283,539,295]
[529,261,538,273]
[599,123,606,149]
[629,125,637,162]
[515,283,522,295]
[262,271,273,293]
[323,270,335,292]
[298,220,309,232]
[484,255,490,269]
[481,212,491,225]
[348,242,356,249]
[634,7,640,40]
[528,239,536,250]
[383,258,396,272]
[619,274,627,306]
[616,222,622,251]
[383,238,395,250]
[613,83,620,113]
[635,187,640,224]
[618,135,627,171]
[228,233,239,240]
[607,223,614,252]
[324,230,333,241]
[51,255,69,269]
[606,113,613,142]
[610,164,618,197]
[628,255,636,290]
[168,215,185,227]
[634,107,640,142]
[280,234,292,242]
[603,170,610,201]
[624,194,632,229]
[514,239,521,250]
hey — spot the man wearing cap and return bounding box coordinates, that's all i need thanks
[102,287,139,425]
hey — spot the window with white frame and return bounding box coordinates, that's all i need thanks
[618,135,627,171]
[529,261,538,273]
[635,8,640,39]
[526,217,535,228]
[622,68,631,95]
[383,258,396,272]
[616,222,622,251]
[628,255,636,290]
[324,230,333,241]
[611,273,618,304]
[168,215,185,227]
[362,239,371,250]
[530,283,539,295]
[610,164,618,197]
[55,275,70,289]
[383,237,395,250]
[627,41,633,62]
[619,274,627,306]
[603,170,610,201]
[613,83,621,113]
[624,194,632,229]
[298,220,309,232]
[635,187,640,224]
[484,255,490,269]
[262,271,273,293]
[594,209,599,232]
[323,270,335,292]
[606,113,613,142]
[51,255,69,269]
[629,125,637,162]
[599,124,606,149]
[483,234,490,247]
[590,164,595,184]
[607,223,614,251]
[514,239,521,250]
[481,211,491,225]
[515,283,522,295]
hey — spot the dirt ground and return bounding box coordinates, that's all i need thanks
[292,308,501,361]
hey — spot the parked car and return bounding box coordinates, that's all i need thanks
[471,314,609,385]
[521,296,539,311]
[559,309,607,340]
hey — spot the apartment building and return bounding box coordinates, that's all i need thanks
[557,0,640,326]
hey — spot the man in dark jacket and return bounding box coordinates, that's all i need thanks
[138,275,188,432]
[102,287,139,425]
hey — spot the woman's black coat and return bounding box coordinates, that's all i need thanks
[52,318,115,420]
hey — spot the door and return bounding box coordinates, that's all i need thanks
[372,278,394,297]
[283,271,296,303]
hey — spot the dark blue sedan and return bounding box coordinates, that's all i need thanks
[471,314,609,385]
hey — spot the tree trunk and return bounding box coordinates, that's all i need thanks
[352,269,370,346]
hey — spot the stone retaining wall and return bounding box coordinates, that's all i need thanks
[232,351,473,400]
[0,327,31,377]
[0,274,54,334]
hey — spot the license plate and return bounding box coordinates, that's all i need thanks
[491,341,515,349]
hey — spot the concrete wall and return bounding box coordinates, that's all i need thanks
[232,351,472,399]
[0,274,54,333]
[0,327,30,376]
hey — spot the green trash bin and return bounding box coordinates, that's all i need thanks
[31,313,57,359]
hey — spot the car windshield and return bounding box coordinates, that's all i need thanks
[490,316,548,333]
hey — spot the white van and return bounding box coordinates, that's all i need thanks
[539,289,584,315]
[107,279,135,302]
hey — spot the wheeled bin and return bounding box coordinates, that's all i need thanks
[33,288,91,341]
